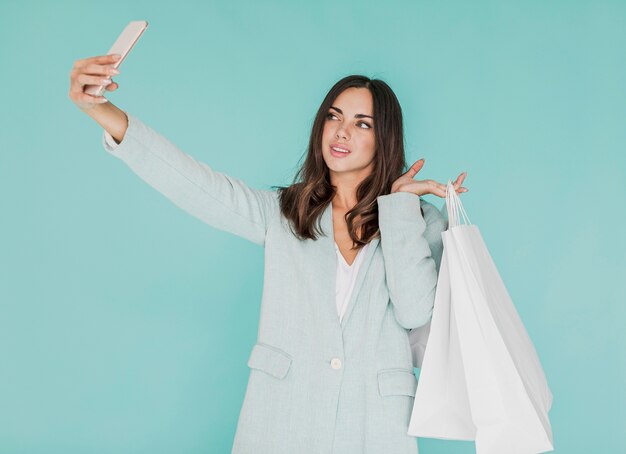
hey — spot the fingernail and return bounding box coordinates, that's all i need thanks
[112,54,121,60]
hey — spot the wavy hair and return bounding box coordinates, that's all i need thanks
[272,75,407,247]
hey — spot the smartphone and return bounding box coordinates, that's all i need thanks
[84,20,149,97]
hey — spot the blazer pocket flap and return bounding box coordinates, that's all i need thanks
[378,368,418,397]
[247,343,293,380]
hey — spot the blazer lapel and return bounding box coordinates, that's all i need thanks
[320,202,381,330]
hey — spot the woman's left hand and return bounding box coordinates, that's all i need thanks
[390,158,468,198]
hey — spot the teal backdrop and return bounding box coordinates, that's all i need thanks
[1,0,624,452]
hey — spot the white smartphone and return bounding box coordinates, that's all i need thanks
[84,20,149,96]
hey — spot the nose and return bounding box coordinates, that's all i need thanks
[336,125,349,140]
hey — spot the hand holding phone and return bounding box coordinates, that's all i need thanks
[84,20,149,97]
[69,20,148,110]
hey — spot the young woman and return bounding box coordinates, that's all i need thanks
[69,54,468,453]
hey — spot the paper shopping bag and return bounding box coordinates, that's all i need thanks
[408,247,477,440]
[408,181,554,454]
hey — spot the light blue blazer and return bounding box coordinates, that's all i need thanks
[102,112,447,454]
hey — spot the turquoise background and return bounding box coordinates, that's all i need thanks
[1,0,624,452]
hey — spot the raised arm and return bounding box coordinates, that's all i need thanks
[68,54,276,246]
[377,191,447,330]
[421,200,447,274]
[101,111,276,246]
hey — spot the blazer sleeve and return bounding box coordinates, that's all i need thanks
[421,200,447,274]
[101,111,277,246]
[377,191,447,330]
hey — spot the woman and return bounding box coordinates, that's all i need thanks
[68,54,468,453]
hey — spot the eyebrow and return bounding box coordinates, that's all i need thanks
[329,106,374,120]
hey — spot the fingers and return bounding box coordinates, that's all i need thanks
[433,173,469,199]
[430,182,447,198]
[77,92,109,104]
[75,73,115,87]
[104,81,119,91]
[70,54,121,88]
[402,168,469,199]
[405,158,425,179]
[449,172,468,192]
[75,53,121,68]
[436,180,447,197]
[82,62,121,76]
[69,54,122,108]
[71,65,120,87]
[418,180,447,198]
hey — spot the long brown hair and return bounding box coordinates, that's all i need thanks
[272,75,407,248]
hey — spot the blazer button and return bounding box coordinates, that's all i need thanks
[330,358,342,370]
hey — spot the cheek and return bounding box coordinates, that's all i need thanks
[322,122,333,140]
[363,135,376,157]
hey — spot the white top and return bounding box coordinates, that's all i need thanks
[105,130,369,324]
[335,241,370,323]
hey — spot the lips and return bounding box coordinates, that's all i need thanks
[330,143,351,153]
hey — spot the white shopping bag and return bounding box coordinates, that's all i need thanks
[408,181,554,454]
[407,319,431,369]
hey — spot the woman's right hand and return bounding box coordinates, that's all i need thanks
[68,54,122,110]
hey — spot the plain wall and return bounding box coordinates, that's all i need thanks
[1,0,624,452]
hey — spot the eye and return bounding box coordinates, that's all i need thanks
[326,112,372,130]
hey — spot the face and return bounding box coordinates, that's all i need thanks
[321,87,376,180]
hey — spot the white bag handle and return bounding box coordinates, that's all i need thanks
[445,180,471,228]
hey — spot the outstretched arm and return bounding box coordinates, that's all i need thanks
[69,57,276,246]
[102,111,276,246]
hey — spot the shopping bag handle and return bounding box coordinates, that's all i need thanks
[445,180,471,228]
